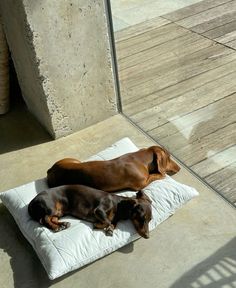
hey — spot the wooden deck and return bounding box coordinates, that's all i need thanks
[115,0,236,205]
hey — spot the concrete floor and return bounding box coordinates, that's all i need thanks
[0,108,235,287]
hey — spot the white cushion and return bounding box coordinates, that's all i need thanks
[0,138,199,280]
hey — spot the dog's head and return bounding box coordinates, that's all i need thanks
[131,191,152,239]
[150,146,180,177]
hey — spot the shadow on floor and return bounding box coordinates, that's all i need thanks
[0,59,52,154]
[0,204,50,288]
[171,237,236,288]
[0,202,135,287]
[0,201,101,287]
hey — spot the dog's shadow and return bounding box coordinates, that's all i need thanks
[117,241,134,253]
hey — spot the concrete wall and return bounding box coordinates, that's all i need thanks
[0,15,9,114]
[0,0,117,138]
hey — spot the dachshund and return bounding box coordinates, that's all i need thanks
[28,185,152,238]
[47,146,180,192]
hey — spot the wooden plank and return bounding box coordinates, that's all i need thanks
[148,93,236,150]
[226,39,236,49]
[115,17,170,42]
[190,11,236,34]
[116,23,187,59]
[118,34,213,83]
[215,29,236,43]
[118,31,212,75]
[120,45,235,103]
[176,1,236,29]
[118,31,200,71]
[130,73,236,132]
[205,162,236,204]
[120,44,233,87]
[116,22,183,53]
[191,145,236,178]
[123,59,236,114]
[203,20,236,39]
[167,122,236,166]
[163,0,232,22]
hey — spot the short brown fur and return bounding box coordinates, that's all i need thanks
[47,146,180,192]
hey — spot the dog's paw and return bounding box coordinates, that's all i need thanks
[105,229,113,236]
[104,225,114,236]
[61,221,71,229]
[53,227,60,232]
[53,222,71,232]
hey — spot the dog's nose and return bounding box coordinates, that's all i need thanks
[175,164,181,172]
[143,232,149,239]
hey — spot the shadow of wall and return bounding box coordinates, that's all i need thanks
[171,237,236,288]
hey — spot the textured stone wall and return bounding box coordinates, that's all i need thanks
[0,15,9,114]
[0,0,117,138]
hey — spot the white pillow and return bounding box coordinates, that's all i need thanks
[0,138,198,280]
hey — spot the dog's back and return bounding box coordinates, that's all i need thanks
[46,157,147,191]
[47,147,180,192]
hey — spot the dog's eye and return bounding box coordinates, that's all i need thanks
[145,215,152,222]
[135,213,145,223]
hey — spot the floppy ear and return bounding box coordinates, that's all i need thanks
[120,199,137,211]
[155,148,168,176]
[136,190,145,199]
[136,190,152,204]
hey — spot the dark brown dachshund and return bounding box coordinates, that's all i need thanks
[28,185,152,238]
[47,146,180,192]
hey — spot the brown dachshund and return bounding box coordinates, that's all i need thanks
[28,185,152,238]
[47,146,180,192]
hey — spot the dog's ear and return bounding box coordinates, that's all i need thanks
[153,146,180,176]
[136,191,152,204]
[118,199,137,219]
[136,190,145,199]
[154,147,168,176]
[120,199,137,211]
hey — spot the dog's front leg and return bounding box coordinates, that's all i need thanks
[94,206,114,236]
[145,173,165,186]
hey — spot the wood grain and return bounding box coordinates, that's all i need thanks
[164,0,236,50]
[115,13,236,205]
[164,0,232,22]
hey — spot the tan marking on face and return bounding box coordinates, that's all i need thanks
[55,201,64,217]
[107,208,115,222]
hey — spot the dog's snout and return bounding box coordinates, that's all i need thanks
[174,162,181,172]
[143,232,150,239]
[167,159,180,175]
